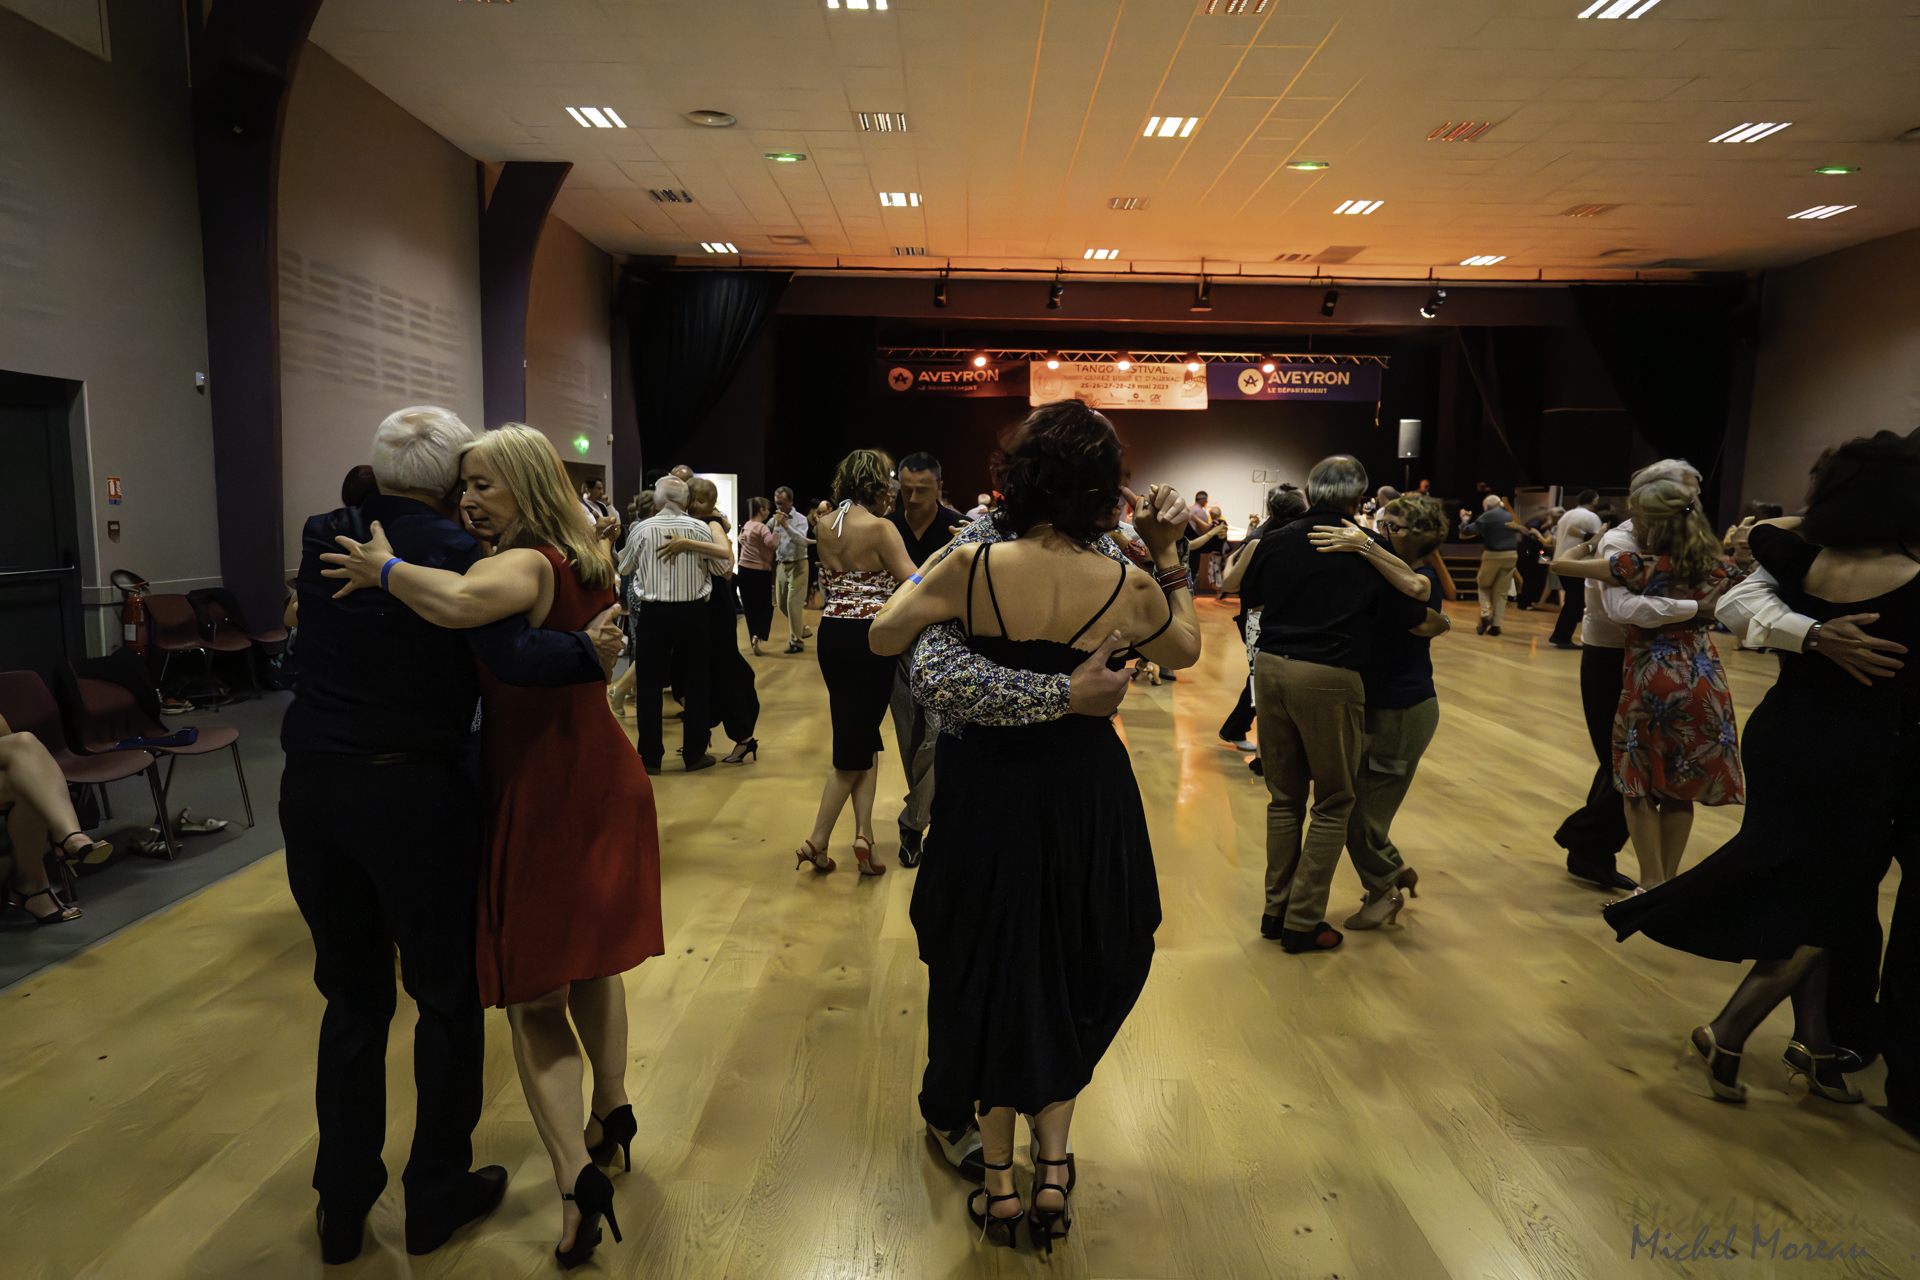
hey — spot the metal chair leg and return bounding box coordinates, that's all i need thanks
[230,742,254,827]
[143,764,180,860]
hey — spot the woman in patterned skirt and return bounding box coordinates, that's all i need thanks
[1551,472,1746,892]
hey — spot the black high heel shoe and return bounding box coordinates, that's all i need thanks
[555,1164,622,1271]
[1783,1040,1865,1104]
[722,737,758,764]
[965,1159,1024,1249]
[1027,1156,1073,1256]
[586,1104,637,1171]
[5,879,81,926]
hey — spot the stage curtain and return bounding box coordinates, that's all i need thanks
[1570,283,1745,502]
[617,269,790,471]
[1455,327,1545,484]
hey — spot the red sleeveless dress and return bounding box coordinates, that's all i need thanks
[475,546,664,1007]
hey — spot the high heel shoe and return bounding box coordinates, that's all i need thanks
[1027,1156,1074,1255]
[586,1104,637,1171]
[1601,885,1647,911]
[5,879,81,926]
[795,840,835,874]
[1690,1025,1747,1103]
[1783,1040,1865,1104]
[1343,886,1405,930]
[722,738,758,764]
[555,1164,622,1271]
[853,835,886,877]
[607,686,628,717]
[966,1159,1024,1249]
[47,831,110,900]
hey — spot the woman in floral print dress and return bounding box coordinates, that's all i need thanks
[1552,472,1745,892]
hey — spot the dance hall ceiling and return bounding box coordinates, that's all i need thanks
[311,0,1920,282]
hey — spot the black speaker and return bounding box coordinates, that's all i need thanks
[1397,419,1421,460]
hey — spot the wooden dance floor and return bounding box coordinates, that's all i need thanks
[3,598,1915,1278]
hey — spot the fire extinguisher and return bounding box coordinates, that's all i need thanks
[111,570,150,655]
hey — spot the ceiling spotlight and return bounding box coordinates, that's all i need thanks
[1047,276,1066,310]
[1321,289,1339,317]
[1285,160,1331,171]
[1419,288,1447,320]
[933,271,948,308]
[1114,354,1134,372]
[1183,351,1203,372]
[1259,356,1277,373]
[1044,351,1062,370]
[970,351,990,368]
[1709,122,1792,143]
[685,110,736,127]
[1191,278,1212,313]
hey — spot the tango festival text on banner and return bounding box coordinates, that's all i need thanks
[1028,360,1208,410]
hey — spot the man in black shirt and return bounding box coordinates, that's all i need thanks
[281,407,622,1264]
[1240,456,1428,954]
[886,451,968,864]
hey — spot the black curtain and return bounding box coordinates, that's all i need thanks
[1455,327,1545,486]
[617,270,790,473]
[1571,283,1746,513]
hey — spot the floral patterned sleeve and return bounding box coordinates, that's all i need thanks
[905,520,1129,732]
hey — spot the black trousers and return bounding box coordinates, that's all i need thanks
[1883,734,1920,1119]
[1548,584,1586,645]
[282,752,485,1214]
[1552,644,1629,866]
[736,567,775,642]
[1220,612,1255,741]
[635,599,711,763]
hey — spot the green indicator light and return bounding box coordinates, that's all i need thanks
[573,436,590,454]
[1814,165,1857,175]
[1285,160,1331,171]
[764,152,807,163]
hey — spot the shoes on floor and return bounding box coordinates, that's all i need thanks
[1476,617,1490,635]
[1220,732,1257,751]
[317,1201,372,1265]
[1488,625,1502,636]
[405,1165,509,1255]
[1259,913,1286,940]
[897,826,924,868]
[1278,922,1344,954]
[1248,756,1264,776]
[1566,855,1637,893]
[684,753,718,773]
[641,758,661,776]
[1550,640,1579,650]
[927,1120,985,1182]
[785,641,804,654]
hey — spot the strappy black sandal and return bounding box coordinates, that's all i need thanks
[966,1158,1024,1249]
[6,880,81,926]
[48,831,112,900]
[1028,1156,1074,1255]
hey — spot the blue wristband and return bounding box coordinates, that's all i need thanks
[380,557,402,590]
[907,572,924,587]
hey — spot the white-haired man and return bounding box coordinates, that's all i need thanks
[282,406,626,1264]
[1548,459,1710,893]
[618,474,719,773]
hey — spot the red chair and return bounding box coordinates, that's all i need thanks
[57,650,254,828]
[196,598,259,699]
[0,670,176,863]
[143,593,211,689]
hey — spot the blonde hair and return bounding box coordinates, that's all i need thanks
[1384,494,1448,559]
[460,424,612,589]
[1629,475,1720,585]
[832,449,895,506]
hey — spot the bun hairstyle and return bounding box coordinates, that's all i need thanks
[831,448,895,507]
[1628,473,1721,585]
[1801,432,1920,548]
[992,399,1123,545]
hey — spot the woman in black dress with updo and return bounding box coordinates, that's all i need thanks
[1606,433,1920,1105]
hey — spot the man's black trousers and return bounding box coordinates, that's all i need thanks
[1552,644,1629,868]
[281,751,485,1215]
[634,600,711,763]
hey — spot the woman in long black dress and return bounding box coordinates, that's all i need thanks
[871,402,1201,1252]
[1605,433,1920,1105]
[683,478,761,763]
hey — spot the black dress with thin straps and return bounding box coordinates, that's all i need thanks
[911,546,1167,1117]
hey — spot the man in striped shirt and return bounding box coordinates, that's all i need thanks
[619,476,718,773]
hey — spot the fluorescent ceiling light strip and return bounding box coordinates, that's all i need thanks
[602,108,626,128]
[580,107,612,128]
[1725,122,1779,143]
[909,192,920,206]
[1626,0,1663,15]
[565,108,591,127]
[1745,122,1792,142]
[1709,123,1754,143]
[1158,117,1181,137]
[1599,0,1638,17]
[1576,0,1610,15]
[1180,117,1198,137]
[1333,200,1354,214]
[1144,117,1161,136]
[1361,200,1383,214]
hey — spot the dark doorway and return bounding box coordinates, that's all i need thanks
[0,370,85,678]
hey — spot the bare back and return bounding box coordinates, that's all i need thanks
[816,502,915,581]
[961,535,1168,653]
[1804,545,1920,605]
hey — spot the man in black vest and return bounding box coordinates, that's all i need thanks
[282,406,623,1264]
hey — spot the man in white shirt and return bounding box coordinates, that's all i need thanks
[619,476,718,773]
[769,486,811,653]
[1548,463,1708,891]
[1547,489,1604,648]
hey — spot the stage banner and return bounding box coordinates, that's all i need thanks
[1206,361,1382,402]
[1028,360,1208,410]
[872,359,1030,398]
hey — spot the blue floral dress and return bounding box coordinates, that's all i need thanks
[1608,552,1746,805]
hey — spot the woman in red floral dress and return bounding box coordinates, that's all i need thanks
[1552,472,1745,894]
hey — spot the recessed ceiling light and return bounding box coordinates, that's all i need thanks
[567,107,626,129]
[1562,203,1618,217]
[1285,160,1331,171]
[1332,200,1383,215]
[1813,165,1858,175]
[1459,255,1507,266]
[648,189,695,204]
[684,110,735,128]
[769,235,809,245]
[1427,122,1492,142]
[1084,248,1119,260]
[826,0,888,8]
[1142,116,1200,138]
[1108,196,1151,210]
[1578,0,1663,18]
[699,243,739,253]
[1709,122,1792,143]
[857,112,909,132]
[893,246,926,255]
[1788,205,1856,220]
[1207,0,1272,12]
[1274,252,1312,262]
[764,152,807,163]
[878,192,922,207]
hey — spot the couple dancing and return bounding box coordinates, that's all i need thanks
[285,407,660,1269]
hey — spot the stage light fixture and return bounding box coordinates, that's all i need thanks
[1191,277,1212,312]
[1183,351,1203,372]
[970,351,990,368]
[1321,289,1339,317]
[1044,351,1062,370]
[1047,276,1066,310]
[1114,354,1134,371]
[933,271,948,308]
[1419,288,1447,320]
[1259,356,1276,374]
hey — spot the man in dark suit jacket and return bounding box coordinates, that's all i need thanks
[281,407,623,1263]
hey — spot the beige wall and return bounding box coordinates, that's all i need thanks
[1743,225,1920,510]
[277,45,487,562]
[524,216,614,481]
[0,0,216,642]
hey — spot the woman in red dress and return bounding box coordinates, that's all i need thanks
[1552,472,1745,893]
[323,423,659,1269]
